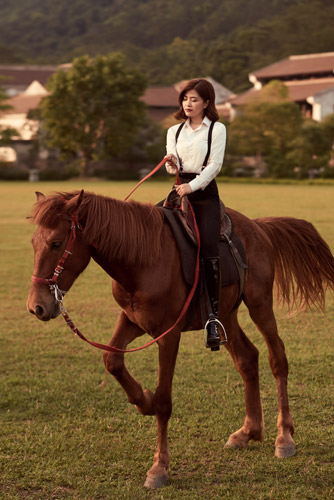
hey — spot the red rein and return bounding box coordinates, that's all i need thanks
[31,158,201,354]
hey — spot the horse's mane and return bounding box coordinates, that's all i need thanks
[30,191,165,267]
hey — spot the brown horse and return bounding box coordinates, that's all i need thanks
[27,189,334,489]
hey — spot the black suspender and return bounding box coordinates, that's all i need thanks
[175,121,215,170]
[175,121,185,142]
[203,121,215,167]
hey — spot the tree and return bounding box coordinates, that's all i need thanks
[286,119,331,178]
[319,114,334,177]
[0,82,17,147]
[285,114,334,178]
[39,53,148,175]
[321,113,334,155]
[228,81,302,177]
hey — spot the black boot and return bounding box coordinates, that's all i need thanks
[203,257,225,351]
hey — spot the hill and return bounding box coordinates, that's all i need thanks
[0,0,333,91]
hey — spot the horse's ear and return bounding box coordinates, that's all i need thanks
[66,189,84,214]
[35,191,45,201]
[75,189,84,209]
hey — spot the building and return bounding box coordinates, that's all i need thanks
[142,77,234,124]
[0,63,234,128]
[0,65,233,172]
[0,64,59,96]
[0,80,48,139]
[141,86,180,123]
[0,80,49,167]
[230,52,334,121]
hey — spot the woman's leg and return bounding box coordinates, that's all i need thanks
[190,183,222,349]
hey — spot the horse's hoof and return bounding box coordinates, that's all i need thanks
[275,443,296,458]
[144,474,168,489]
[224,437,245,450]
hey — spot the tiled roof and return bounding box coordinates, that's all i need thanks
[141,86,179,107]
[0,64,58,87]
[229,88,258,106]
[141,78,234,109]
[3,94,45,114]
[251,52,334,80]
[287,78,334,101]
[230,77,334,106]
[3,81,49,114]
[174,77,234,104]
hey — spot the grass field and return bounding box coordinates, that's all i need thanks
[0,179,333,500]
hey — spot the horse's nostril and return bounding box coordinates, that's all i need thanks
[35,305,44,317]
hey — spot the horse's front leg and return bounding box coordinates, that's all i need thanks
[103,311,155,415]
[144,332,181,489]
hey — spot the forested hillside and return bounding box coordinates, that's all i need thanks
[0,0,333,91]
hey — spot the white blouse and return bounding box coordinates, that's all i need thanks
[166,116,226,192]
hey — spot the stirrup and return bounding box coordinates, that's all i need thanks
[203,317,228,351]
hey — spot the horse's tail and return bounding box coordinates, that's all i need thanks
[254,216,334,311]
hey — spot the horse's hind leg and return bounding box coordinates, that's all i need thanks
[247,302,295,458]
[223,310,264,450]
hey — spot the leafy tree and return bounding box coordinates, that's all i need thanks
[1,0,334,91]
[0,43,25,63]
[321,113,334,151]
[0,82,17,146]
[286,119,331,178]
[319,114,334,177]
[227,81,302,177]
[0,81,14,114]
[286,114,334,178]
[39,53,148,174]
[91,116,166,180]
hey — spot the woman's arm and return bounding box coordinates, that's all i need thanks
[165,127,180,174]
[188,122,226,192]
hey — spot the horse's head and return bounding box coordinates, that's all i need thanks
[27,190,91,321]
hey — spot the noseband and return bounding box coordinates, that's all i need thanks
[31,214,81,301]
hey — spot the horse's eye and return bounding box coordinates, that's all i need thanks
[51,241,62,250]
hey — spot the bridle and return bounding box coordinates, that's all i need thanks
[31,214,81,302]
[30,159,201,354]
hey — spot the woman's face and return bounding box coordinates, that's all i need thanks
[182,89,208,122]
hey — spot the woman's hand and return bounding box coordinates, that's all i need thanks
[165,153,178,169]
[175,183,192,198]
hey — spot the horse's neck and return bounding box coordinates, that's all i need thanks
[90,247,129,283]
[85,198,163,285]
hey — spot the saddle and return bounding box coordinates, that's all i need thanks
[160,188,248,302]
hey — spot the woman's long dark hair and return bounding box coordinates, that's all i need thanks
[174,79,219,122]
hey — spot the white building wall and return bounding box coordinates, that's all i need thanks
[307,87,334,121]
[0,114,38,140]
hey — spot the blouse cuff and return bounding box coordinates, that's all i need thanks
[189,176,206,192]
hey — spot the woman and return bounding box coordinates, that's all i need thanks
[165,78,226,350]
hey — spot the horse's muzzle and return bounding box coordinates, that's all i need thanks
[27,298,60,321]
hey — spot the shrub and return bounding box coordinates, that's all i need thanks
[0,163,29,180]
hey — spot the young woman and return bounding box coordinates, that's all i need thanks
[165,78,227,350]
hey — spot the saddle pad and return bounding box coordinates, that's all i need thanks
[161,207,246,287]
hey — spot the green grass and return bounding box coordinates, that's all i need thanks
[0,180,333,499]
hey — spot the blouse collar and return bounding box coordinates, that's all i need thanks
[185,115,211,130]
